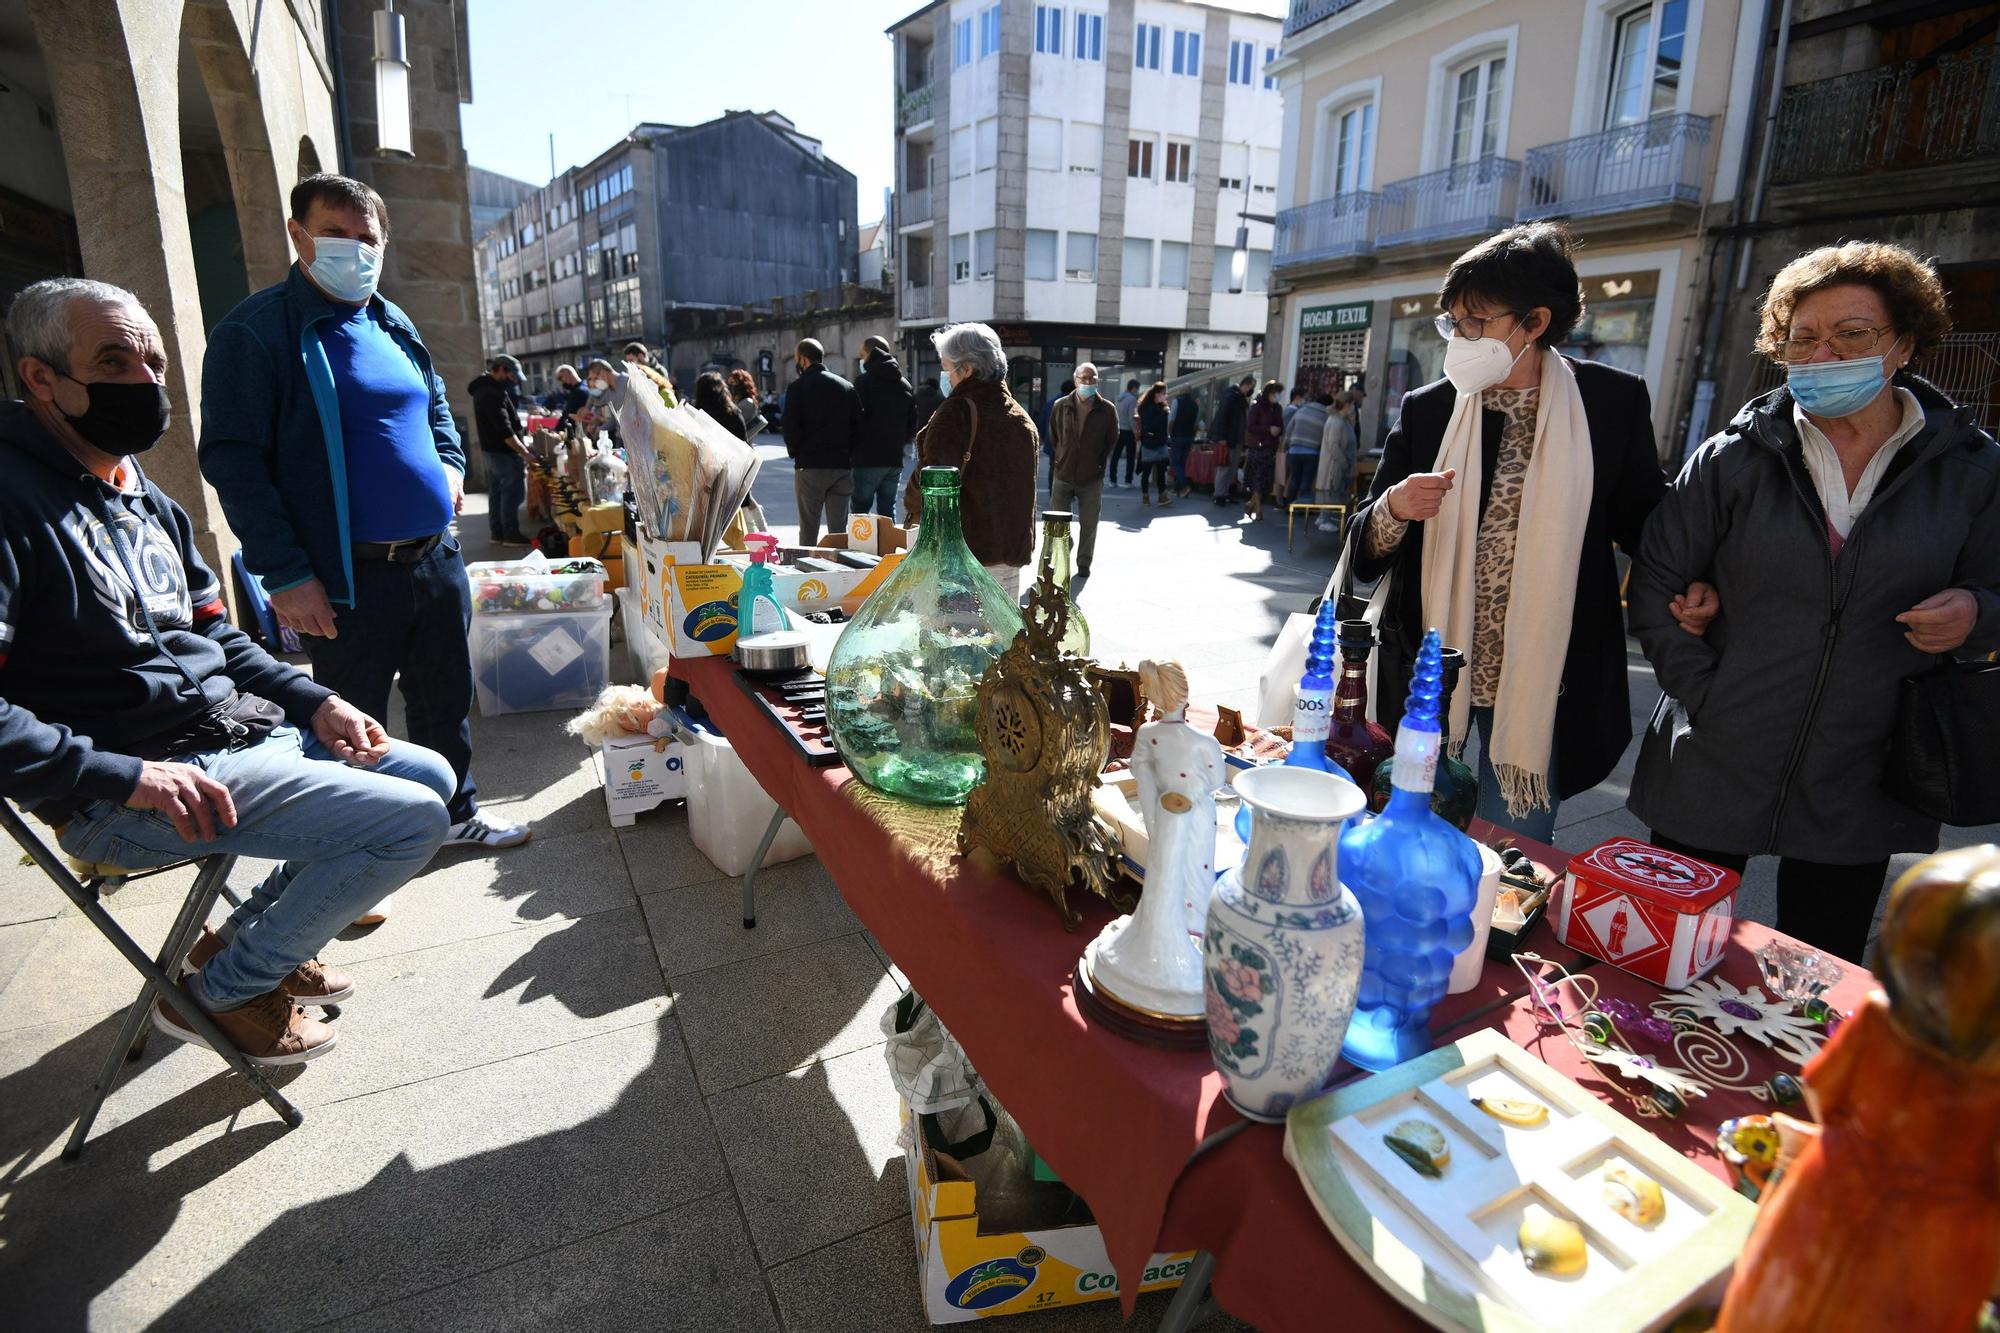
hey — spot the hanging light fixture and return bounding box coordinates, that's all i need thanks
[373,0,414,158]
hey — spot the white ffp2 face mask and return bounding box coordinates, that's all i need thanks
[1443,332,1532,395]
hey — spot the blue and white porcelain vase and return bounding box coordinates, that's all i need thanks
[1203,766,1367,1122]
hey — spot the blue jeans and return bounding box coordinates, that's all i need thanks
[56,727,453,1008]
[484,450,527,540]
[851,464,903,520]
[1285,452,1319,503]
[1168,439,1193,491]
[1468,705,1560,842]
[305,537,479,823]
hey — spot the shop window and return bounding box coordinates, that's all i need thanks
[1065,231,1097,280]
[1296,326,1369,401]
[1561,269,1659,377]
[1026,229,1059,281]
[1122,236,1152,287]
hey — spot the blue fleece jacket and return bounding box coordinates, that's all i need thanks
[198,268,464,608]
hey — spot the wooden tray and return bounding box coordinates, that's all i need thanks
[1283,1028,1755,1333]
[734,671,841,767]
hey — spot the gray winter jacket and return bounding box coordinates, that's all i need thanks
[1627,375,2000,862]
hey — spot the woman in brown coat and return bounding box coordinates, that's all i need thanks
[903,322,1039,597]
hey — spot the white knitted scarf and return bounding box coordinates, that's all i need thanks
[1419,348,1594,818]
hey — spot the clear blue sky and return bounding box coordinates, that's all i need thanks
[461,0,915,218]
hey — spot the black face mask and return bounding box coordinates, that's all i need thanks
[60,375,172,455]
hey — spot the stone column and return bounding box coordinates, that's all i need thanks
[1094,0,1137,323]
[928,8,952,329]
[1183,9,1232,332]
[992,0,1033,321]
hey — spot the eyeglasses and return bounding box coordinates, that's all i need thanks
[1433,311,1522,341]
[1777,325,1896,364]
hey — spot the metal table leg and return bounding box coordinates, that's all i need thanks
[740,807,787,929]
[1158,1250,1218,1332]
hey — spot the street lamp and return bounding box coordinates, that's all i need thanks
[1229,214,1276,294]
[373,0,414,158]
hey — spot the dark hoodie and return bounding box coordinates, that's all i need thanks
[0,400,332,816]
[468,373,524,456]
[854,350,916,468]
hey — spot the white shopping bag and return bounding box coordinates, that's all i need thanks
[1253,525,1392,727]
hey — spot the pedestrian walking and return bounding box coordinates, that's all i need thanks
[905,323,1037,597]
[1242,380,1285,521]
[469,354,534,545]
[1283,393,1332,507]
[1110,378,1140,486]
[854,334,915,519]
[912,375,945,434]
[1049,362,1117,576]
[693,370,746,440]
[1314,391,1360,505]
[200,173,530,922]
[780,337,862,546]
[728,367,766,439]
[1168,388,1200,497]
[1629,239,2000,962]
[1137,382,1171,506]
[1209,373,1253,506]
[1039,378,1072,487]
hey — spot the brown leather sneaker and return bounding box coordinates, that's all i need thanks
[153,980,336,1067]
[186,927,356,1006]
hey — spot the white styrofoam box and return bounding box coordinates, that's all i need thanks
[599,732,686,828]
[471,606,612,716]
[681,722,811,876]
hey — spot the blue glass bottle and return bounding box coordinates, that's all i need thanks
[1337,630,1483,1072]
[1237,601,1352,842]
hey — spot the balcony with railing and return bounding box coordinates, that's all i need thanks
[901,187,932,228]
[901,282,933,322]
[1517,113,1712,225]
[898,84,935,131]
[1285,0,1369,39]
[1272,192,1381,272]
[1377,157,1522,253]
[1770,46,1998,186]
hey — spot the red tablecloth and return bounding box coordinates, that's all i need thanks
[669,657,1867,1328]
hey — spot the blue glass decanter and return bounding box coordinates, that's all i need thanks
[1336,629,1483,1071]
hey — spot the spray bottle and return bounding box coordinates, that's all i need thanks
[736,533,792,639]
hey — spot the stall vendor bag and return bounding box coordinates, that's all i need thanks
[1254,526,1391,727]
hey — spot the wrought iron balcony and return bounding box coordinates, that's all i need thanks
[1518,113,1712,221]
[1285,0,1369,39]
[1377,157,1522,250]
[898,85,935,130]
[901,187,932,227]
[1770,46,1998,184]
[1272,192,1381,270]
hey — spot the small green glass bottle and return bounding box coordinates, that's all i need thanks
[1370,646,1478,830]
[1037,510,1090,658]
[825,467,1026,805]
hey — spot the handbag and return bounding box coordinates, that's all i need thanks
[1886,655,2000,825]
[1253,519,1393,726]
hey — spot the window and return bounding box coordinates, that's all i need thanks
[1068,121,1103,173]
[1212,246,1236,293]
[1159,241,1190,289]
[584,184,596,210]
[1134,22,1161,71]
[1026,229,1059,280]
[975,118,999,172]
[950,126,973,178]
[1164,140,1193,184]
[1228,39,1255,86]
[1127,137,1154,179]
[1448,55,1508,165]
[951,233,971,282]
[1065,231,1097,279]
[975,228,997,280]
[1263,45,1278,90]
[1074,11,1103,61]
[1245,248,1271,291]
[1218,142,1248,193]
[1171,29,1201,77]
[953,17,973,68]
[1028,117,1063,171]
[1605,0,1688,127]
[1035,4,1063,54]
[979,4,1001,58]
[1122,237,1153,287]
[1330,101,1375,195]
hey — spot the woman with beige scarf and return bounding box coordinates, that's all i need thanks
[1348,222,1694,839]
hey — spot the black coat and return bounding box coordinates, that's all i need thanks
[1210,387,1248,448]
[781,364,863,469]
[855,352,916,467]
[1348,359,1666,800]
[467,374,523,455]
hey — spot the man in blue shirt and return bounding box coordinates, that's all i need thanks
[200,175,529,922]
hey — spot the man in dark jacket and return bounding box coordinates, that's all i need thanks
[1209,374,1253,505]
[469,355,533,545]
[780,338,863,545]
[2,277,455,1065]
[912,377,945,434]
[1048,362,1118,577]
[852,335,914,520]
[200,173,529,884]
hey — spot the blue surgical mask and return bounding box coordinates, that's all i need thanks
[1077,384,1098,399]
[1787,353,1893,419]
[939,371,953,398]
[305,236,383,304]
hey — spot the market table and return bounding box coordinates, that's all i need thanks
[669,655,1868,1330]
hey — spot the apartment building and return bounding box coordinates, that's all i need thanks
[889,0,1286,411]
[1269,0,1762,454]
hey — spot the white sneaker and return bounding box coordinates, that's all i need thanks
[354,892,394,927]
[443,812,532,849]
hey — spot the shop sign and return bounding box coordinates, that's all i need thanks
[1178,331,1256,362]
[1299,301,1372,334]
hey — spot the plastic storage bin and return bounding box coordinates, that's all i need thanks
[675,711,813,876]
[472,606,612,716]
[467,558,608,615]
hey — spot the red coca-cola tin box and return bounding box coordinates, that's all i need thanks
[1553,839,1741,989]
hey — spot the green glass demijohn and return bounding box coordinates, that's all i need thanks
[825,466,1027,805]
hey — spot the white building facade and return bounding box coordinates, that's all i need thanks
[891,0,1285,410]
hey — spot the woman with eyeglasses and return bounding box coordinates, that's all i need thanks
[1628,240,2000,962]
[1349,221,1675,840]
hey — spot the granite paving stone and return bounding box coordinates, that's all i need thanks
[640,854,862,978]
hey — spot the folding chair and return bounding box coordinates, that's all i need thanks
[1,803,307,1158]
